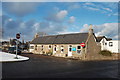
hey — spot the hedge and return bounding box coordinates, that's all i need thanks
[99,50,112,56]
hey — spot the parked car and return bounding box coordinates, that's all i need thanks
[8,47,21,55]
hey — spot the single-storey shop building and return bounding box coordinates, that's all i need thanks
[29,25,101,60]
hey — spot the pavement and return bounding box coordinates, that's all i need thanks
[2,53,119,79]
[0,52,29,62]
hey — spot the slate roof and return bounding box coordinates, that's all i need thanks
[96,36,112,42]
[96,36,106,42]
[31,33,89,44]
[106,38,112,41]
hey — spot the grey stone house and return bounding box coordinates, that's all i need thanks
[29,25,101,60]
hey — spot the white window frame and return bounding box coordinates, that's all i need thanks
[48,45,51,49]
[30,46,34,49]
[109,42,113,47]
[77,45,81,54]
[61,46,64,53]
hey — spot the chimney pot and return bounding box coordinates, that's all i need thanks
[89,24,93,35]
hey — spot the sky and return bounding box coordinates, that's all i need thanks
[1,2,119,41]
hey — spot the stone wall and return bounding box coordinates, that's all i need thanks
[30,44,85,58]
[53,44,67,57]
[84,34,101,60]
[30,43,119,60]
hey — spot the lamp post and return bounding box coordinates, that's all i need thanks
[14,33,20,59]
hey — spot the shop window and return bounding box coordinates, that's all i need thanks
[77,46,81,49]
[109,42,113,47]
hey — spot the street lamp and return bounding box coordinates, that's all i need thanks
[14,33,21,59]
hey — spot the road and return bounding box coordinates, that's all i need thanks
[2,53,119,79]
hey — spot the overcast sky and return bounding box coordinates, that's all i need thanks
[1,2,119,41]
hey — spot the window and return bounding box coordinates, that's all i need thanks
[69,48,72,51]
[61,46,64,53]
[105,43,107,45]
[77,50,81,53]
[61,49,64,52]
[41,45,43,51]
[69,45,72,52]
[109,42,113,47]
[77,46,81,49]
[48,45,51,49]
[54,47,56,51]
[30,46,34,49]
[49,45,51,49]
[69,45,72,47]
[35,45,37,50]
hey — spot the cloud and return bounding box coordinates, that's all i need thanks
[3,2,39,17]
[68,16,75,23]
[84,3,112,12]
[58,31,79,34]
[113,13,118,16]
[84,2,95,6]
[80,24,89,33]
[102,8,112,12]
[83,4,100,11]
[45,10,68,22]
[2,15,67,40]
[67,3,81,11]
[2,16,36,40]
[33,21,67,34]
[108,12,118,16]
[87,7,100,11]
[83,2,118,16]
[80,23,119,40]
[2,0,120,2]
[56,10,68,20]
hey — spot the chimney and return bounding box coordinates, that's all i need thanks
[34,33,39,39]
[89,24,93,35]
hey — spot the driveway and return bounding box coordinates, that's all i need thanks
[2,53,119,79]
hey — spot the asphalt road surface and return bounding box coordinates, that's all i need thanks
[2,53,120,79]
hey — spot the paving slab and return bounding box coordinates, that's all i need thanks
[0,52,29,62]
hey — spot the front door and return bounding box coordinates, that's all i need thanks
[68,45,72,56]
